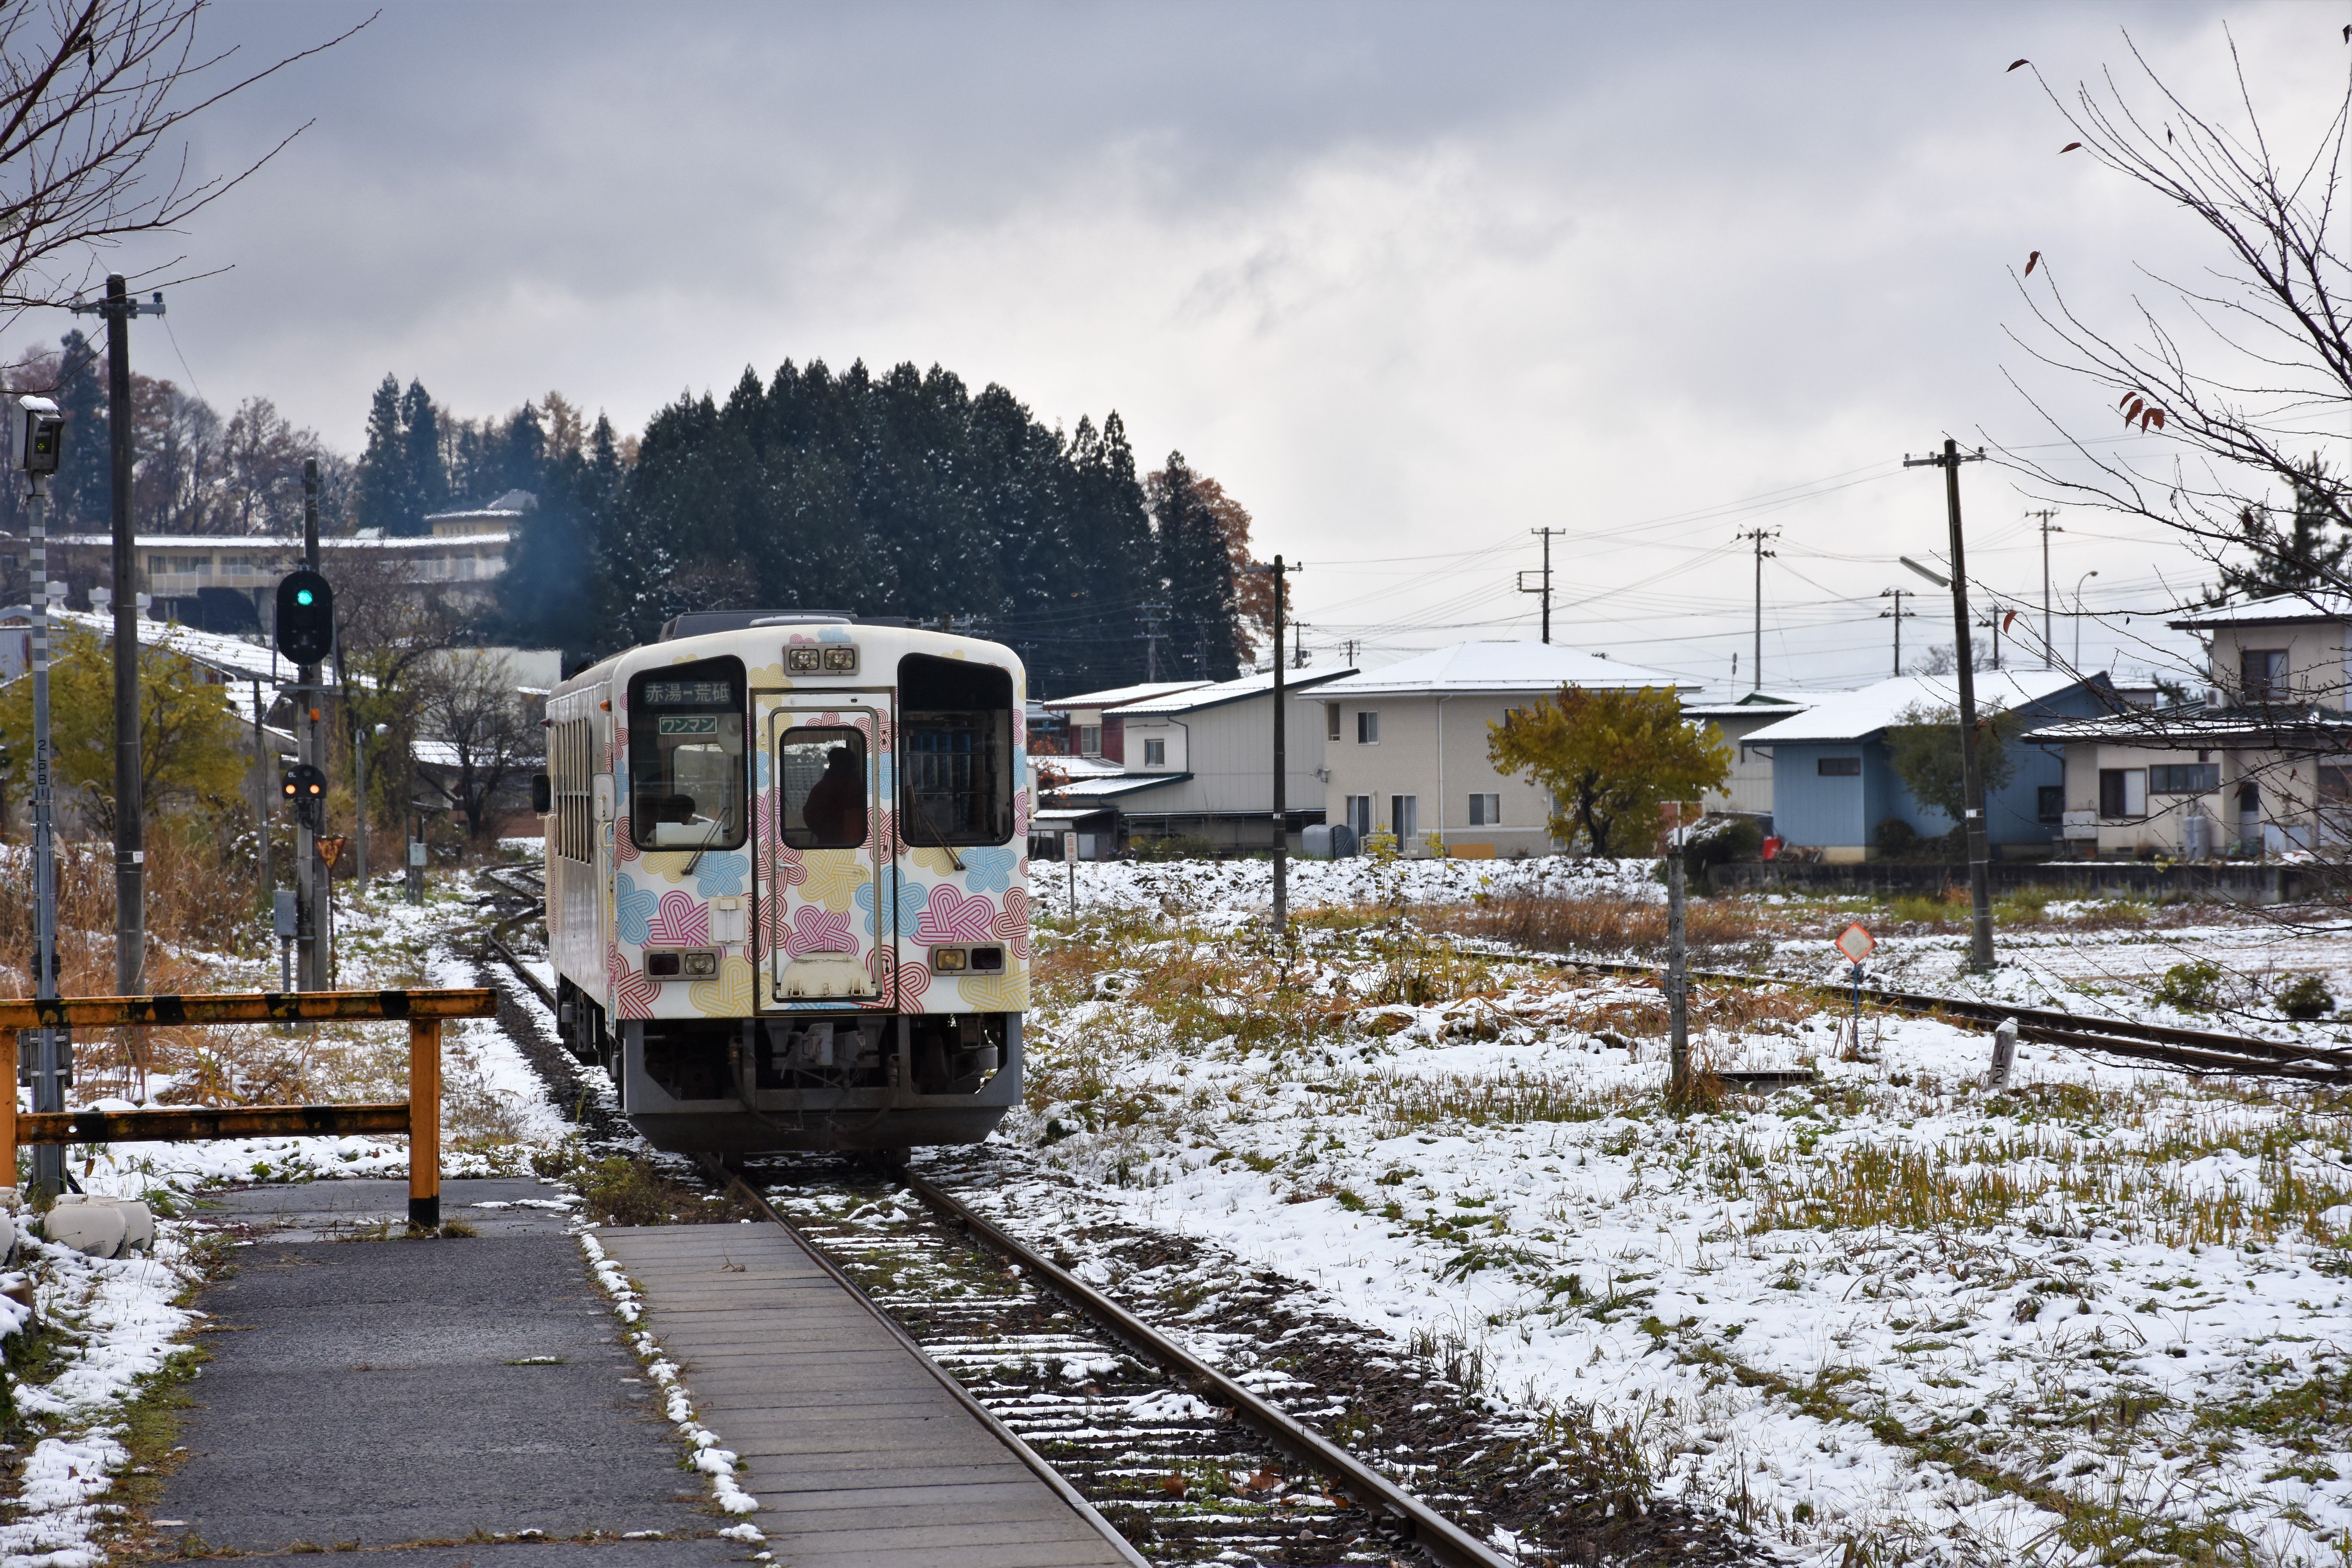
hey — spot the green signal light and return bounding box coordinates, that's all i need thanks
[295,588,316,606]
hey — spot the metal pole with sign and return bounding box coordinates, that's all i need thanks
[1834,922,1875,1056]
[1063,829,1080,916]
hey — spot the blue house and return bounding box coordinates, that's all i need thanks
[1743,670,2116,861]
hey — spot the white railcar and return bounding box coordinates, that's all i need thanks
[540,612,1029,1153]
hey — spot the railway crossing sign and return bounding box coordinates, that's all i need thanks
[1835,922,1875,964]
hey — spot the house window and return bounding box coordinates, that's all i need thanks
[2149,763,2220,794]
[1391,795,1418,840]
[1325,704,1340,742]
[2241,648,2288,701]
[2037,785,2063,824]
[1817,756,1861,777]
[1357,710,1379,744]
[1467,793,1500,827]
[2099,768,2147,820]
[1077,725,1102,756]
[1345,795,1374,838]
[1143,738,1165,767]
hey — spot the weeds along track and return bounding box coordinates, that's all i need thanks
[471,877,1751,1568]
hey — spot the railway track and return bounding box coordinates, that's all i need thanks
[470,868,1744,1567]
[1545,953,2352,1083]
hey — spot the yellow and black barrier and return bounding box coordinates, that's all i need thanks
[0,988,499,1229]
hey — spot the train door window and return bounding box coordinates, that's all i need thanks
[778,728,869,848]
[900,653,1015,846]
[629,657,746,850]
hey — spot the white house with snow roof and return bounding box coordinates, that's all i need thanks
[1312,641,1695,858]
[1035,666,1355,855]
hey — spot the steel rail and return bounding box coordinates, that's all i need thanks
[882,1162,1515,1568]
[1556,956,2352,1081]
[701,1159,1153,1568]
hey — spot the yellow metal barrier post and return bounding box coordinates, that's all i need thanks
[1,1028,14,1192]
[408,1017,440,1229]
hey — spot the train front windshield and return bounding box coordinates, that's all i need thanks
[630,657,747,849]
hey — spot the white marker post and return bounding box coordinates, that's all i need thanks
[1063,829,1080,916]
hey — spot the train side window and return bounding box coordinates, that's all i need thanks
[899,653,1015,847]
[779,728,868,849]
[629,657,747,851]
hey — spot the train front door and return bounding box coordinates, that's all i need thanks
[760,701,888,1004]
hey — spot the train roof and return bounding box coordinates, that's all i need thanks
[552,617,1024,703]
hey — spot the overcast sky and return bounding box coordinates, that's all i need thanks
[36,0,2352,691]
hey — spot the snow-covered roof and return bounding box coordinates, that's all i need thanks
[424,489,535,523]
[0,604,291,685]
[1117,667,1356,717]
[1049,771,1191,801]
[1741,668,2095,745]
[1032,755,1124,780]
[2025,705,2352,745]
[1040,679,1210,713]
[42,531,508,550]
[1314,641,1689,699]
[2169,591,2352,630]
[1680,689,1813,719]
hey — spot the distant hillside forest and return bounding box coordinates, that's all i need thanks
[0,339,1265,697]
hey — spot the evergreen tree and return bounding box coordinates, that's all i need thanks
[51,330,108,528]
[354,375,408,535]
[2214,457,2351,603]
[400,379,447,530]
[1148,451,1241,681]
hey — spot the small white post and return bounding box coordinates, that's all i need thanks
[1989,1017,2018,1090]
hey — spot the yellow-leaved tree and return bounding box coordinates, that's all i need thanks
[1486,685,1731,858]
[0,630,249,831]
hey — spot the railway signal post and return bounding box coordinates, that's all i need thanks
[275,468,336,990]
[13,394,65,1196]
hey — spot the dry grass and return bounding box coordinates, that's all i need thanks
[1439,890,1771,965]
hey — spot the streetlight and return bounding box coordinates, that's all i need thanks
[2072,570,2100,671]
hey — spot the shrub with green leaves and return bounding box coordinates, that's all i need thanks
[2277,973,2336,1020]
[2151,960,2225,1013]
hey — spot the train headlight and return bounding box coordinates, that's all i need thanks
[822,645,858,672]
[931,947,967,973]
[787,646,822,673]
[684,951,718,978]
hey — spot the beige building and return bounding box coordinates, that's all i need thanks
[18,491,528,635]
[1681,691,1808,817]
[2034,593,2352,858]
[1313,641,1696,858]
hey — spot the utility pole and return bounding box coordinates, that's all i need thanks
[1518,528,1563,643]
[1291,617,1307,670]
[1976,608,2004,671]
[1263,559,1293,931]
[1737,528,1779,693]
[1878,587,1915,677]
[1904,438,1994,973]
[352,721,370,901]
[1139,602,1167,682]
[71,276,164,999]
[1662,800,1690,1100]
[2029,508,2061,670]
[1342,639,1359,667]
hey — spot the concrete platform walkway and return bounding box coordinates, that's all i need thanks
[597,1224,1143,1568]
[151,1178,742,1563]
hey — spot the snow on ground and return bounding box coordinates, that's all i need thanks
[0,860,576,1566]
[969,856,2352,1567]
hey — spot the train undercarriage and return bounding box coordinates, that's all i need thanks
[552,977,1019,1153]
